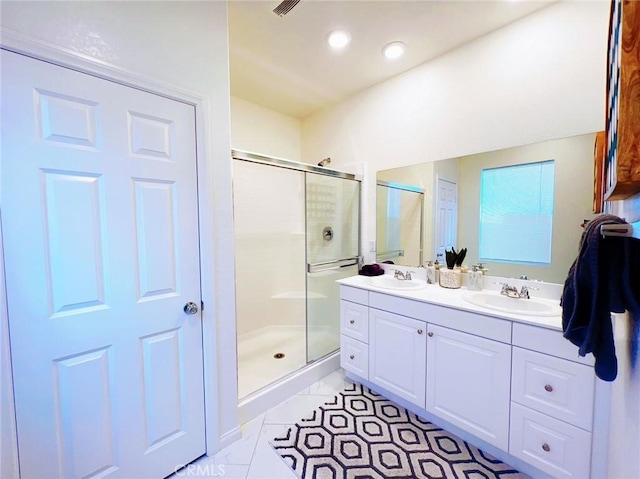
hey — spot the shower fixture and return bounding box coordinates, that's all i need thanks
[317,157,331,167]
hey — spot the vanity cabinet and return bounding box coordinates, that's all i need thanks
[339,283,598,479]
[425,324,511,450]
[369,308,426,407]
[509,323,595,479]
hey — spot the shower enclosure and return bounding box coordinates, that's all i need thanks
[232,151,360,399]
[376,180,424,266]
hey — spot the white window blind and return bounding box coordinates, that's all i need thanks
[479,160,555,265]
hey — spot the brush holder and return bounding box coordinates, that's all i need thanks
[439,268,462,289]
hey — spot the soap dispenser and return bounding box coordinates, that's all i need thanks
[425,261,436,284]
[467,265,483,291]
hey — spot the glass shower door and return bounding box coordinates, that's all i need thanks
[233,160,307,398]
[305,174,360,363]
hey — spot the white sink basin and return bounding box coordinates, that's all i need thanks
[462,291,561,317]
[366,275,427,291]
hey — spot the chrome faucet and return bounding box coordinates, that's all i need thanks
[499,282,532,299]
[519,286,532,299]
[394,269,414,280]
[499,283,520,298]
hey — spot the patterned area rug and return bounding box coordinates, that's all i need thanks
[271,383,529,479]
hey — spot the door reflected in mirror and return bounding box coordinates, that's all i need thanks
[376,133,597,283]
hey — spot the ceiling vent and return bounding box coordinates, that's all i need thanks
[273,0,302,17]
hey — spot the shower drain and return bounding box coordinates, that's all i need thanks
[273,353,285,359]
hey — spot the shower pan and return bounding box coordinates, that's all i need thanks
[232,151,360,404]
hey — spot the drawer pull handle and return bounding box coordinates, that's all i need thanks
[427,332,434,337]
[417,329,423,335]
[541,443,551,452]
[544,384,553,392]
[349,355,355,360]
[349,320,355,324]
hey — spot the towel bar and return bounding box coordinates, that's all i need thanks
[600,221,640,240]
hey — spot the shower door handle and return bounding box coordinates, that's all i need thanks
[307,256,361,273]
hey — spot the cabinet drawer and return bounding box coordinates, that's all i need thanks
[509,403,591,479]
[340,335,368,379]
[340,285,368,305]
[512,323,593,366]
[512,347,594,431]
[340,300,369,342]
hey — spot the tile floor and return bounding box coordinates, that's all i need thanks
[177,368,350,479]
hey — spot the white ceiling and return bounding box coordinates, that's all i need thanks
[228,0,555,119]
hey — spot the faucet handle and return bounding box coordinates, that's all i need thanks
[405,271,415,280]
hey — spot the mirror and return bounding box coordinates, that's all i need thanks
[377,133,597,283]
[376,181,424,266]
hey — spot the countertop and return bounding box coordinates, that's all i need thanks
[337,274,564,331]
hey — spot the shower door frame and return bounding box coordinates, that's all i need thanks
[231,150,362,380]
[232,150,361,180]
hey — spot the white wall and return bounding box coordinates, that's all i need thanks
[0,0,238,461]
[0,222,18,479]
[231,96,301,161]
[302,0,609,263]
[606,195,640,478]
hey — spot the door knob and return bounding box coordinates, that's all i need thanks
[184,302,199,315]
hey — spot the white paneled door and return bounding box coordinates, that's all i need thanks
[435,177,457,261]
[1,50,205,478]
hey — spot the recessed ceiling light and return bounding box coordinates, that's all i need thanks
[383,41,406,60]
[327,30,351,50]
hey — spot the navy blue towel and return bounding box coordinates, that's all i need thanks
[561,214,640,381]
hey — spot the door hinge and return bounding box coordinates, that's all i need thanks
[201,300,204,312]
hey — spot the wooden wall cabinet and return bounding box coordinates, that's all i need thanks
[603,0,640,200]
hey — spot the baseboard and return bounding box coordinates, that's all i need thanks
[217,426,242,451]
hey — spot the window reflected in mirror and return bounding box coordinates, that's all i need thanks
[479,160,555,265]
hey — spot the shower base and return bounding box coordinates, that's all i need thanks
[237,325,336,399]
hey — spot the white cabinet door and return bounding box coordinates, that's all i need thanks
[2,50,205,478]
[369,309,426,407]
[426,324,511,450]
